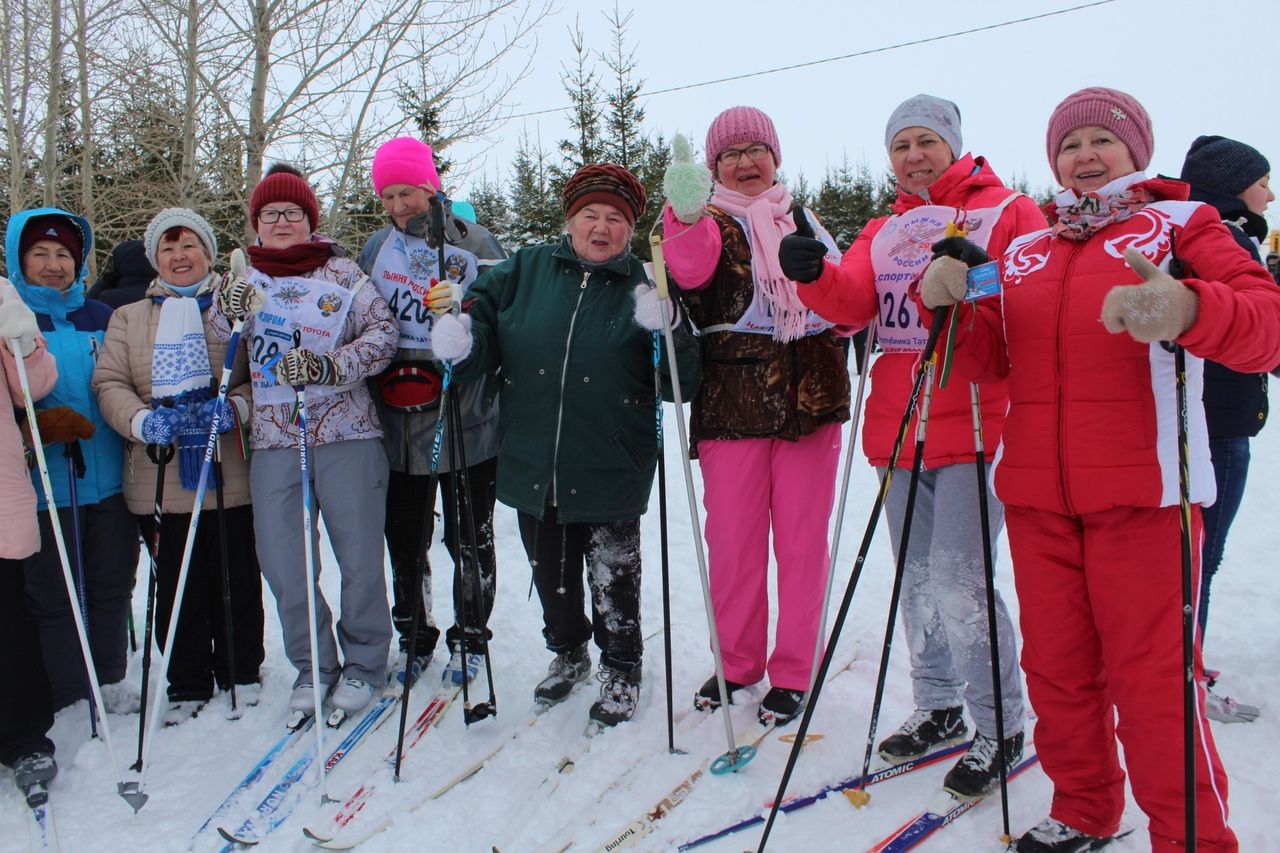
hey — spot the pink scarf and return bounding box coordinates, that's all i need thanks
[710,181,808,342]
[1051,182,1156,242]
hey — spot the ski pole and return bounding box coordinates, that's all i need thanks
[850,353,939,805]
[11,340,129,807]
[212,435,238,712]
[128,610,137,655]
[63,440,97,739]
[132,439,174,772]
[444,378,496,724]
[1167,236,1197,853]
[392,395,441,779]
[651,329,677,755]
[288,327,332,806]
[649,235,751,774]
[435,192,495,727]
[133,249,253,811]
[806,316,877,695]
[968,382,1013,842]
[756,308,950,851]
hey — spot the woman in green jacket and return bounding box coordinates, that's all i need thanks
[430,163,697,727]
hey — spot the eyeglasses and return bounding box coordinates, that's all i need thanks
[258,207,307,224]
[717,144,772,167]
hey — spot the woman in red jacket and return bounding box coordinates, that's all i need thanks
[921,87,1274,853]
[780,94,1044,800]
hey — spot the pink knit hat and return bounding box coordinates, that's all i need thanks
[1046,87,1153,182]
[704,106,781,172]
[371,137,441,194]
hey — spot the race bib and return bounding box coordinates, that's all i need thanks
[247,269,355,405]
[869,201,1009,353]
[370,229,480,349]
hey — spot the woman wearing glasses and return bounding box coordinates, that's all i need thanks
[659,106,851,726]
[211,164,397,717]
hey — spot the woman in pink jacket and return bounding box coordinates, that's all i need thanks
[779,94,1044,800]
[0,280,60,798]
[921,87,1276,853]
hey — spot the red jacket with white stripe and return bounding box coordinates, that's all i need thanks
[797,155,1047,469]
[938,176,1280,516]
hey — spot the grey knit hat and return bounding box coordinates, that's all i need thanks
[1179,135,1270,198]
[143,207,218,270]
[884,94,962,159]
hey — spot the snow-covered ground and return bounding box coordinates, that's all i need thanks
[4,396,1278,853]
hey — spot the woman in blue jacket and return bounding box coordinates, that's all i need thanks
[7,208,139,712]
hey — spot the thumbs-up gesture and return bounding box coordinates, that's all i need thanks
[778,207,828,283]
[1100,248,1199,343]
[663,134,713,224]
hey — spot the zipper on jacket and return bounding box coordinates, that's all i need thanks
[1056,242,1081,517]
[550,271,590,506]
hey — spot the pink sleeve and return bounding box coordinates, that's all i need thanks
[2,337,56,406]
[661,207,722,291]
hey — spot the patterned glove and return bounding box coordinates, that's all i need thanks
[197,398,237,434]
[215,250,264,321]
[1101,248,1199,343]
[140,407,182,445]
[427,279,461,316]
[663,134,713,225]
[0,286,39,357]
[275,348,340,386]
[430,313,473,361]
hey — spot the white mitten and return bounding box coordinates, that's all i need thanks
[1100,249,1199,343]
[633,284,675,331]
[431,313,473,361]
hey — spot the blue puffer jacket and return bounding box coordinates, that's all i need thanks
[5,208,124,508]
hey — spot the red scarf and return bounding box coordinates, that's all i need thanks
[247,241,334,276]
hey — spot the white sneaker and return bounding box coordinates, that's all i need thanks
[162,700,204,727]
[100,680,142,714]
[331,678,376,713]
[1205,688,1260,724]
[289,683,330,713]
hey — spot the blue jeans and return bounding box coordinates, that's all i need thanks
[1199,436,1250,641]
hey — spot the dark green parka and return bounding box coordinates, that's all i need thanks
[455,236,699,522]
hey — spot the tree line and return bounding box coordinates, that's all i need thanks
[2,1,1043,279]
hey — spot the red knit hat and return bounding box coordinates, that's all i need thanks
[704,106,781,172]
[561,163,647,225]
[20,215,83,264]
[1046,87,1153,184]
[249,163,321,231]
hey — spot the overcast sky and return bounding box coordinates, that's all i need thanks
[446,0,1280,231]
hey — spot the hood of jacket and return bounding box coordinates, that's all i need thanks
[5,207,93,320]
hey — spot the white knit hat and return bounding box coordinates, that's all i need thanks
[143,207,218,270]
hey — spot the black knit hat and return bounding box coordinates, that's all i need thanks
[1179,135,1270,198]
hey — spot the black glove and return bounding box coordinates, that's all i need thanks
[930,235,989,268]
[778,207,828,284]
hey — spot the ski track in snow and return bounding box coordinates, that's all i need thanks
[2,401,1276,852]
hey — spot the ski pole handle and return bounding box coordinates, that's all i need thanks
[648,235,670,301]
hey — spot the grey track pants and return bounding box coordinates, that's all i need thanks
[881,462,1024,736]
[251,439,392,689]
